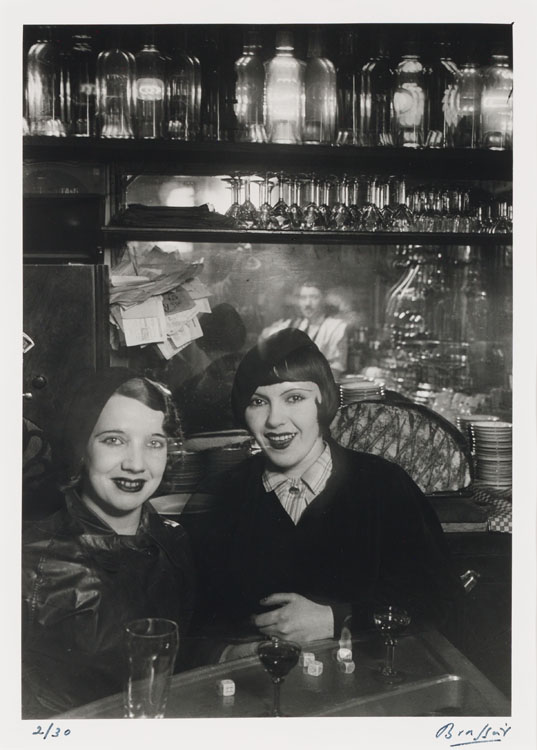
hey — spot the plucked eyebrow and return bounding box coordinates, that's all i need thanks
[94,429,167,438]
[251,386,316,398]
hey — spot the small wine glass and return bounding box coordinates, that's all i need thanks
[257,638,301,717]
[222,174,242,223]
[237,175,259,229]
[373,605,411,684]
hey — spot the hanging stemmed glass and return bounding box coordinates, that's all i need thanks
[361,177,383,232]
[302,175,325,230]
[237,174,259,229]
[288,175,304,229]
[389,177,415,232]
[331,176,353,231]
[271,172,292,230]
[253,173,278,230]
[490,199,512,234]
[257,638,301,717]
[378,180,394,230]
[348,176,363,231]
[373,605,412,684]
[222,174,242,224]
[317,177,333,228]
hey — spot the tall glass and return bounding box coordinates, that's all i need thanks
[336,29,360,145]
[425,40,459,148]
[134,43,166,139]
[453,58,483,149]
[234,30,266,142]
[359,34,394,146]
[123,618,179,719]
[96,47,135,138]
[303,29,337,145]
[167,36,200,141]
[264,30,305,144]
[26,37,67,136]
[480,53,513,150]
[393,45,426,148]
[69,34,96,137]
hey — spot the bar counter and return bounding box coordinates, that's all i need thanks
[58,628,509,719]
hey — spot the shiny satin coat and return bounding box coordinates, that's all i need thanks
[22,492,195,718]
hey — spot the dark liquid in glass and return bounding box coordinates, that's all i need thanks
[258,642,300,680]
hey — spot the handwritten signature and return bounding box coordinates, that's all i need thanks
[436,722,511,747]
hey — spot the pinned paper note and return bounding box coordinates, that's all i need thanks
[181,278,211,300]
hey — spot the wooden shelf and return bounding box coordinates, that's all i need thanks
[23,137,512,182]
[102,226,512,246]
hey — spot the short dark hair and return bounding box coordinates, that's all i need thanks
[231,328,339,435]
[116,377,183,439]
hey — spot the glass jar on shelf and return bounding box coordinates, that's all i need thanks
[166,32,201,141]
[264,29,305,144]
[359,32,394,146]
[453,52,483,149]
[425,38,459,148]
[69,33,96,137]
[234,30,266,143]
[303,28,337,145]
[26,34,67,136]
[336,29,360,145]
[134,43,166,139]
[96,47,135,138]
[392,41,427,149]
[480,52,513,150]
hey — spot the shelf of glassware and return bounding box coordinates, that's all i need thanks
[101,226,512,246]
[22,137,512,181]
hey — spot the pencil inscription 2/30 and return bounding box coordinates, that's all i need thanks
[32,723,71,740]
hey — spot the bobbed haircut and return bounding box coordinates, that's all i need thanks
[58,368,183,489]
[231,328,339,435]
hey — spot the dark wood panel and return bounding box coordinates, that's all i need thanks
[23,264,109,439]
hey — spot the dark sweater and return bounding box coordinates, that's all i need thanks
[181,441,463,646]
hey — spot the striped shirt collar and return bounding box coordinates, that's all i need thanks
[262,442,333,497]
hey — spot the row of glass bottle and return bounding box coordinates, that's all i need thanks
[25,29,513,149]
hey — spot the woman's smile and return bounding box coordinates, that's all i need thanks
[245,381,325,477]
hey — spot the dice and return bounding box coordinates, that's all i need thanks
[338,659,356,674]
[336,647,353,663]
[216,679,235,696]
[306,660,324,677]
[299,651,316,667]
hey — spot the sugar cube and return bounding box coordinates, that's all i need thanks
[216,679,235,696]
[336,647,353,662]
[299,652,316,667]
[306,660,324,677]
[338,660,356,674]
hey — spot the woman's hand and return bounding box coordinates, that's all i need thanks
[252,593,334,642]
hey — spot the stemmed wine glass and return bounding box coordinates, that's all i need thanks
[237,175,259,229]
[223,174,242,223]
[257,638,301,717]
[288,176,304,229]
[302,175,326,230]
[253,174,279,230]
[372,605,411,684]
[271,172,292,229]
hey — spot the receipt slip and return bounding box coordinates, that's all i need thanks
[156,316,204,359]
[120,296,167,346]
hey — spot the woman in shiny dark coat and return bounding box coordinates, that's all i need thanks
[21,369,196,718]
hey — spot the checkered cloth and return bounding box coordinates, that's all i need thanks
[472,483,512,533]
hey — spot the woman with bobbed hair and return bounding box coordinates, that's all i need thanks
[22,368,195,718]
[182,328,462,659]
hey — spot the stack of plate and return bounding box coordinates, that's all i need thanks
[456,414,500,452]
[164,449,205,493]
[340,378,385,406]
[205,443,251,475]
[472,421,512,488]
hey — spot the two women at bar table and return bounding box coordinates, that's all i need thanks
[21,329,462,716]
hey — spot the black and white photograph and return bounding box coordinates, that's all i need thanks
[3,0,536,748]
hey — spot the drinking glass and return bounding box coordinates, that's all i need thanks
[288,176,304,229]
[361,177,383,231]
[372,605,411,683]
[123,618,179,719]
[237,175,259,228]
[253,174,279,229]
[257,639,301,717]
[223,175,242,223]
[271,172,292,229]
[302,175,326,230]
